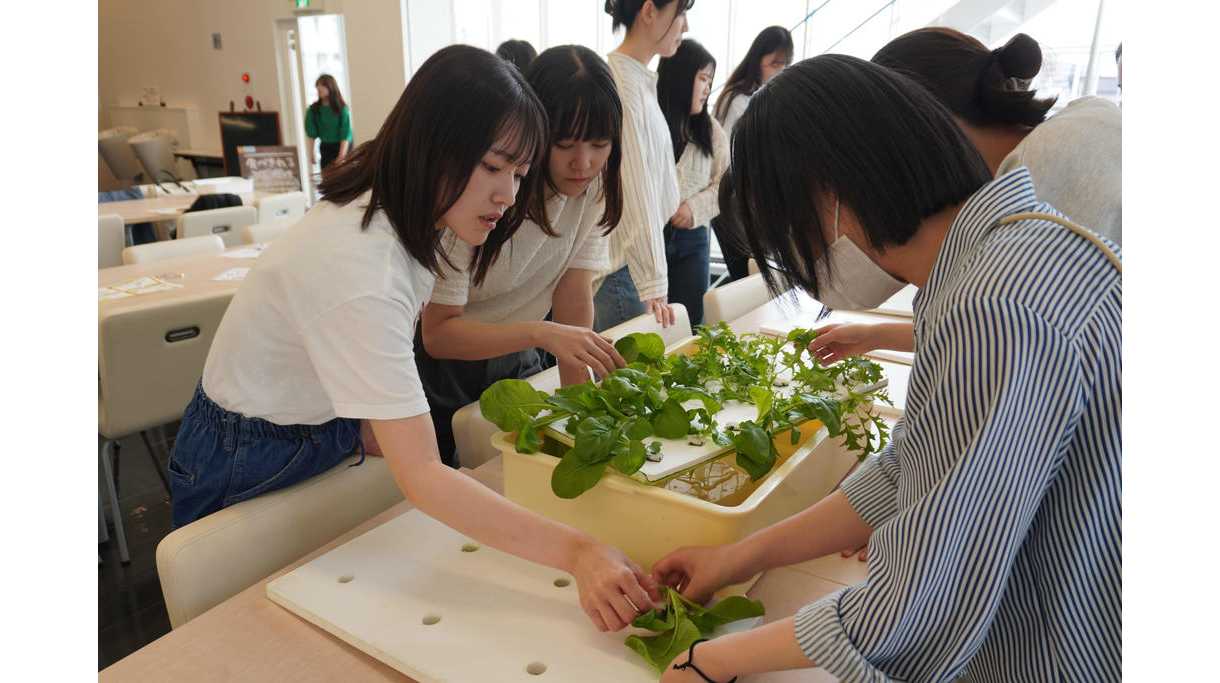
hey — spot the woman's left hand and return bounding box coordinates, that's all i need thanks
[660,640,733,683]
[671,202,695,229]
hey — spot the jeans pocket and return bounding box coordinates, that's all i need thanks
[224,437,312,506]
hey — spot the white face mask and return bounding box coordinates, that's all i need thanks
[811,199,905,311]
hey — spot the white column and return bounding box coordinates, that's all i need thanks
[1082,0,1107,96]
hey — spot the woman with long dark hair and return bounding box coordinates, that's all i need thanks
[712,25,792,132]
[171,46,658,634]
[594,0,695,331]
[653,55,1120,682]
[305,73,353,170]
[710,25,792,281]
[656,39,726,326]
[417,44,629,464]
[808,29,1122,381]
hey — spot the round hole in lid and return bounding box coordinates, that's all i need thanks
[553,578,571,588]
[422,614,442,626]
[461,543,480,553]
[337,574,354,584]
[526,662,547,675]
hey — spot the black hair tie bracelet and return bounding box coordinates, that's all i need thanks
[672,639,737,683]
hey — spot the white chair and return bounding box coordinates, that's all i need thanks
[256,191,307,224]
[98,126,144,183]
[99,292,233,563]
[241,222,292,245]
[177,206,258,248]
[122,234,225,265]
[703,273,771,326]
[99,214,126,269]
[450,304,694,469]
[157,454,403,628]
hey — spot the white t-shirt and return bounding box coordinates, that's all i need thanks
[997,96,1122,246]
[429,183,610,322]
[202,194,436,425]
[606,52,680,301]
[718,92,750,134]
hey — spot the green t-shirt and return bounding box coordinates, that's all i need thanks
[305,103,353,143]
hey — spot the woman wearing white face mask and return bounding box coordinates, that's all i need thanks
[651,55,1120,683]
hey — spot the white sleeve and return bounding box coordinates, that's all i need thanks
[617,88,670,301]
[721,94,749,134]
[428,231,474,307]
[568,190,611,272]
[301,295,431,420]
[687,118,729,228]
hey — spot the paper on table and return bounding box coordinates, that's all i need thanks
[222,245,266,259]
[212,267,250,282]
[112,276,185,295]
[98,287,133,301]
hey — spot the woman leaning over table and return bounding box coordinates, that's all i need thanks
[170,46,659,635]
[653,55,1120,682]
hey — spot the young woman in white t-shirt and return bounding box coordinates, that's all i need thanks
[416,45,630,464]
[594,0,693,331]
[711,25,792,281]
[171,45,659,634]
[656,38,727,327]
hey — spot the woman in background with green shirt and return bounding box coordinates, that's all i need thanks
[306,73,353,170]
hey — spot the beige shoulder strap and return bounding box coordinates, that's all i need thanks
[999,211,1121,273]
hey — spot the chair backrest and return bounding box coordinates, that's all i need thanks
[451,304,694,469]
[257,191,307,224]
[98,214,126,269]
[703,273,771,326]
[177,205,258,247]
[98,292,232,438]
[122,234,225,265]
[241,222,292,245]
[157,455,403,628]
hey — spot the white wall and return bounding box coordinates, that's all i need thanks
[99,0,406,151]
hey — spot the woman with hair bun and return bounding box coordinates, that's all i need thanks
[805,28,1122,372]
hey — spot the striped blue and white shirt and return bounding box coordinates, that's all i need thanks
[794,168,1121,682]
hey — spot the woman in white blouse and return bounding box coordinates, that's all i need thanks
[710,25,792,281]
[173,46,658,635]
[656,39,727,326]
[417,45,630,464]
[595,0,693,331]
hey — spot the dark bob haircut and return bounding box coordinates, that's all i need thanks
[872,28,1056,129]
[318,45,548,286]
[605,0,694,33]
[496,39,537,73]
[727,54,991,299]
[517,45,624,237]
[657,38,716,160]
[714,25,793,124]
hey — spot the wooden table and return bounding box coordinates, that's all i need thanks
[100,458,865,682]
[98,191,269,225]
[98,245,264,315]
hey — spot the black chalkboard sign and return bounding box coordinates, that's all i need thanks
[237,146,302,193]
[218,112,282,175]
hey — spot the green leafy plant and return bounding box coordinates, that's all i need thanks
[479,326,890,499]
[625,587,764,674]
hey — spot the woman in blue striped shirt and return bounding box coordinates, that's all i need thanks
[653,55,1120,683]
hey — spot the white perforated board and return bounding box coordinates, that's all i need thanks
[266,509,757,682]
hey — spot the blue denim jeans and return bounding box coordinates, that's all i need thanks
[168,384,363,528]
[665,225,710,327]
[593,265,647,332]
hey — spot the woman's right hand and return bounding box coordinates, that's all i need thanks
[539,322,626,380]
[807,323,885,365]
[650,543,754,605]
[570,541,661,632]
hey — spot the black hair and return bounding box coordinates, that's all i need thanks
[872,28,1056,128]
[318,45,548,286]
[714,26,793,124]
[605,0,694,32]
[514,45,624,238]
[726,54,991,299]
[496,39,538,73]
[657,39,716,160]
[312,73,346,115]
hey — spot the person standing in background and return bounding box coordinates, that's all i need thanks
[305,74,354,171]
[595,0,694,331]
[710,25,792,281]
[496,39,538,72]
[657,39,727,326]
